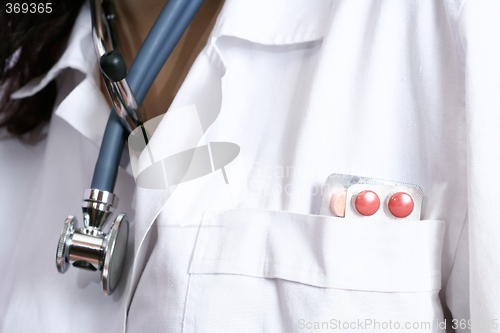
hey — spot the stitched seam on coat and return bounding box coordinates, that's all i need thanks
[193,258,441,282]
[181,274,193,333]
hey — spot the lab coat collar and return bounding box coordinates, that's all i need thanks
[9,0,333,147]
[11,2,109,147]
[212,0,333,45]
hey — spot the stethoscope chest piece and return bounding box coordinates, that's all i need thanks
[55,189,129,295]
[102,213,129,295]
[55,216,77,274]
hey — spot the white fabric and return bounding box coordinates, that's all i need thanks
[185,209,444,332]
[191,209,444,292]
[457,1,500,332]
[1,0,499,332]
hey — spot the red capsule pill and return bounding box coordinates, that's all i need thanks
[388,192,414,218]
[354,190,380,216]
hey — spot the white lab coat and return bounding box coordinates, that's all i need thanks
[1,0,499,332]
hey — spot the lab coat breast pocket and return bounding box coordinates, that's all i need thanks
[183,209,445,333]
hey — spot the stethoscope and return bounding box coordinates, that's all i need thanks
[55,0,204,295]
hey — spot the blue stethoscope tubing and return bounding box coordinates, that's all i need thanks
[91,0,205,193]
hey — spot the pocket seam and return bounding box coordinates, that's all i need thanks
[190,209,445,293]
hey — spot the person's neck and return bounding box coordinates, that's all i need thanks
[102,0,225,121]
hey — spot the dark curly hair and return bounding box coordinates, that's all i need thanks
[0,0,85,142]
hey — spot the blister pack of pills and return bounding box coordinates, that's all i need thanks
[320,173,423,220]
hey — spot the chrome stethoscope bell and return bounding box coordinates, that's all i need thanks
[55,189,129,295]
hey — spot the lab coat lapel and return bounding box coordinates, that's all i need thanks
[54,76,110,147]
[124,38,227,316]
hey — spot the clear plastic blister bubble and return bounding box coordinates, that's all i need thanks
[320,173,423,221]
